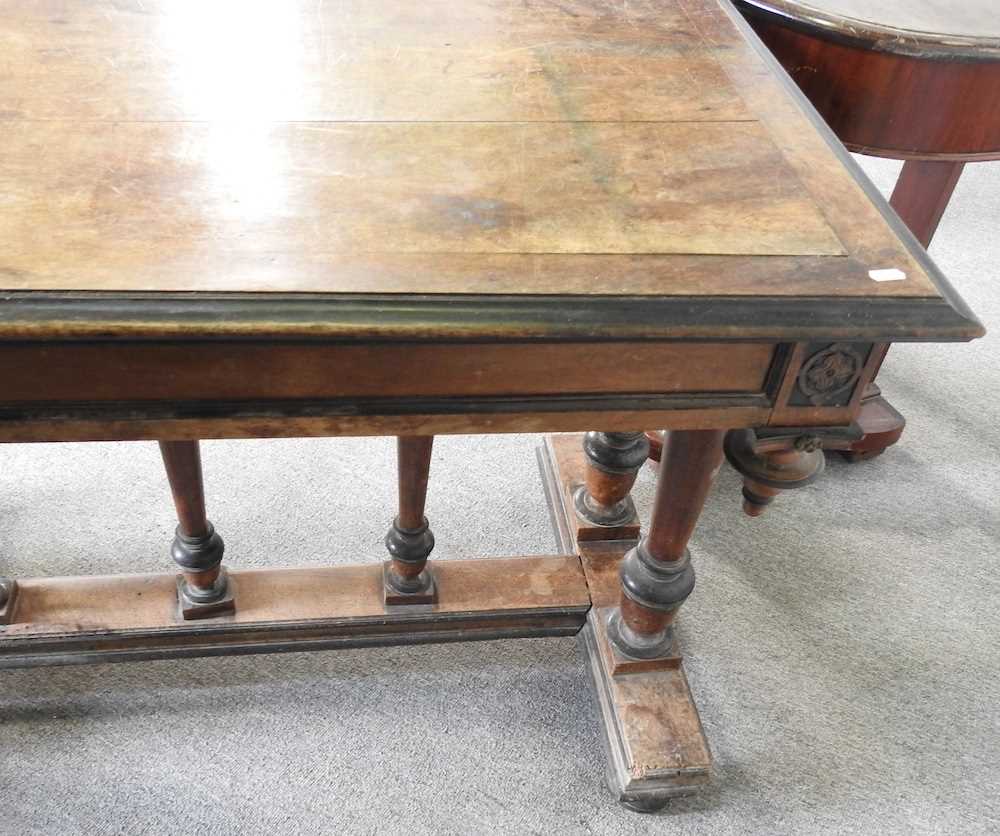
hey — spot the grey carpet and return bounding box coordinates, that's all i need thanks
[1,156,998,835]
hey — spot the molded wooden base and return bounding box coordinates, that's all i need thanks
[582,613,713,809]
[382,562,439,608]
[539,434,641,542]
[176,572,236,621]
[6,434,712,811]
[653,392,905,465]
[539,434,713,807]
[597,606,681,676]
[0,557,589,668]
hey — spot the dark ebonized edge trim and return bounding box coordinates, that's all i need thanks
[0,10,986,348]
[724,1,986,343]
[0,292,982,343]
[762,343,796,399]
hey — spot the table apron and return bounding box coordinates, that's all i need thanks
[0,339,875,441]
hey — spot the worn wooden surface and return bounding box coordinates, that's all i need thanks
[0,0,978,312]
[7,556,585,632]
[0,556,589,667]
[1,120,843,270]
[585,612,710,776]
[736,0,1000,57]
[0,401,774,445]
[0,1,983,442]
[0,341,775,402]
[538,436,713,804]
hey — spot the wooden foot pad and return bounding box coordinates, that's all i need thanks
[583,611,712,809]
[538,435,713,808]
[382,562,438,609]
[176,571,236,621]
[596,606,680,676]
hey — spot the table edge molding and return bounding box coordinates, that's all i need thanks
[0,292,982,343]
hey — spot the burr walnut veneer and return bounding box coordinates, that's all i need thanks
[0,0,983,812]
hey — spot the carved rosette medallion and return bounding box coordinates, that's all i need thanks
[796,343,864,406]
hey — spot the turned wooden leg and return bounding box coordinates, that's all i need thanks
[574,431,649,530]
[384,435,437,605]
[159,440,234,620]
[723,429,827,517]
[607,430,724,660]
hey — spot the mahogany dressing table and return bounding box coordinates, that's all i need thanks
[0,0,983,812]
[734,0,1000,458]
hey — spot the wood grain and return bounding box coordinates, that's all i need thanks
[0,341,776,402]
[158,440,209,537]
[585,614,712,778]
[538,438,712,798]
[0,0,967,306]
[6,556,588,634]
[0,0,749,123]
[545,433,642,543]
[396,436,435,531]
[0,402,773,445]
[643,430,725,561]
[0,120,842,291]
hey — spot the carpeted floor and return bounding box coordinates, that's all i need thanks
[2,157,998,835]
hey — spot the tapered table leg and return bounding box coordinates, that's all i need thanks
[890,159,965,249]
[838,160,965,461]
[573,431,649,540]
[159,440,234,620]
[383,435,437,606]
[608,431,723,661]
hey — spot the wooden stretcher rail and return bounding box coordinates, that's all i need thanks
[0,556,590,668]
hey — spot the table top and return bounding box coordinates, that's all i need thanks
[739,1,1000,58]
[0,0,981,343]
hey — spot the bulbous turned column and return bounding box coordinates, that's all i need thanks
[384,435,437,605]
[607,430,725,660]
[609,542,695,659]
[574,431,650,528]
[159,440,234,620]
[723,429,826,517]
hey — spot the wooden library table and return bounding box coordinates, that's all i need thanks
[0,0,983,812]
